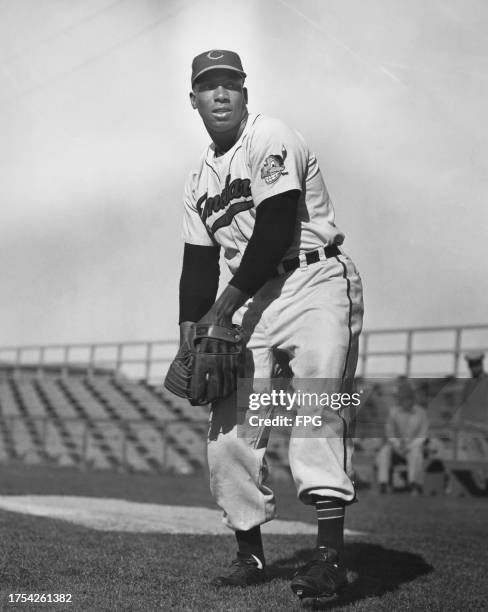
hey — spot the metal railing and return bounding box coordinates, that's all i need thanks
[0,323,487,381]
[0,340,178,383]
[358,323,488,377]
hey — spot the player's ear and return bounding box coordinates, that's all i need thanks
[243,87,248,104]
[189,91,197,109]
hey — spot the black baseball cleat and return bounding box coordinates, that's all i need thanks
[291,547,348,599]
[210,552,266,587]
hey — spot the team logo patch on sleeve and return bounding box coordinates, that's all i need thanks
[260,146,288,184]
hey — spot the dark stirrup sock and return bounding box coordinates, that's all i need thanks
[235,526,265,564]
[315,497,346,557]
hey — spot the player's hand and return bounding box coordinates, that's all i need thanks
[197,306,233,329]
[176,321,196,357]
[197,308,233,354]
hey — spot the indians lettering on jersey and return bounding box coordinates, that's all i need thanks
[183,113,345,273]
[196,174,253,234]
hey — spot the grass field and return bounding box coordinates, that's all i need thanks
[0,464,487,611]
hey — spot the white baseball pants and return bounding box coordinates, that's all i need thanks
[207,252,364,531]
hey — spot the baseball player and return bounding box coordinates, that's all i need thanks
[170,50,364,600]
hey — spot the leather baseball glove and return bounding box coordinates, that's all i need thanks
[164,323,243,405]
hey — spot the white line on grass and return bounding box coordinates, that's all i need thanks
[0,495,367,536]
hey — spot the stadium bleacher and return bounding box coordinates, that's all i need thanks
[0,365,207,474]
[0,322,487,492]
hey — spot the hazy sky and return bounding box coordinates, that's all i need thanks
[1,0,487,348]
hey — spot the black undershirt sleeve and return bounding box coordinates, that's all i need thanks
[179,243,220,323]
[230,189,300,296]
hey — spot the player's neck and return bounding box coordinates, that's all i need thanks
[209,112,249,157]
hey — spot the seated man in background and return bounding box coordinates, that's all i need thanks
[376,380,429,495]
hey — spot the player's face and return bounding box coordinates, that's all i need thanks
[190,70,248,133]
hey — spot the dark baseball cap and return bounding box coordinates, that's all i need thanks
[191,50,246,86]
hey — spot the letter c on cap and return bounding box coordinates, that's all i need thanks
[207,51,224,60]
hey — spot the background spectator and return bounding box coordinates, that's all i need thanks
[376,380,429,495]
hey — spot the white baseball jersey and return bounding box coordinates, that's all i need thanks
[183,113,345,274]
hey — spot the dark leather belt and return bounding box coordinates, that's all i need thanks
[276,244,341,275]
